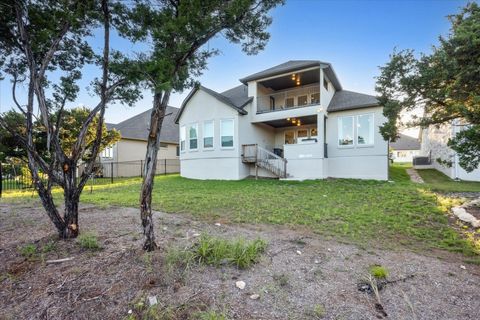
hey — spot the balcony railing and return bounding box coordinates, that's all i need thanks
[257,84,320,114]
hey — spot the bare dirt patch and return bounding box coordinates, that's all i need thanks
[0,202,479,320]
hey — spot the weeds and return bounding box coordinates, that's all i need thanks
[77,233,100,250]
[369,265,389,279]
[19,243,36,259]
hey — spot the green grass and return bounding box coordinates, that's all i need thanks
[77,233,100,250]
[167,235,267,269]
[3,166,479,256]
[19,243,37,258]
[369,265,389,279]
[417,169,480,193]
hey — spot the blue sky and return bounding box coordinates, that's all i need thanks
[0,0,471,124]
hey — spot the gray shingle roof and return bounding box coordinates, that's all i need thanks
[111,106,179,143]
[239,60,342,90]
[175,85,251,123]
[390,133,421,150]
[327,90,379,112]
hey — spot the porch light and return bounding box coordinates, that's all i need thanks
[292,119,296,123]
[297,122,301,126]
[291,74,296,80]
[287,117,290,121]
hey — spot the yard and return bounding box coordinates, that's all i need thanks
[1,164,480,319]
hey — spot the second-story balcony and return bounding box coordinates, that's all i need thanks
[257,84,320,114]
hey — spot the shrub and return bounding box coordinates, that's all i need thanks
[20,243,36,258]
[78,233,100,250]
[369,265,389,279]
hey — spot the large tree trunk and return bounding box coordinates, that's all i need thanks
[62,161,79,238]
[140,90,171,251]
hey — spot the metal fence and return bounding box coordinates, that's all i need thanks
[0,159,180,197]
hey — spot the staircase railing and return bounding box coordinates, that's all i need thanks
[242,144,287,178]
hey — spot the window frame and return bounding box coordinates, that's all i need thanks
[284,130,296,145]
[180,125,186,152]
[220,119,235,149]
[203,120,214,150]
[356,113,375,147]
[337,115,355,147]
[188,123,198,151]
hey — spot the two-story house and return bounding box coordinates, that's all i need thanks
[174,60,388,180]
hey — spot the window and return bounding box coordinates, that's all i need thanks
[297,129,308,138]
[203,120,214,149]
[285,131,295,144]
[297,95,308,106]
[189,123,198,150]
[101,145,113,158]
[220,119,234,148]
[310,127,318,138]
[323,76,329,90]
[285,97,294,108]
[338,116,354,146]
[357,114,374,145]
[180,126,186,151]
[176,146,180,156]
[311,92,320,104]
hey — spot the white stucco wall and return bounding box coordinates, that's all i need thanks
[177,89,244,180]
[325,106,389,180]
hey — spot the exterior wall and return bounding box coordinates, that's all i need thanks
[392,150,420,163]
[320,68,335,108]
[284,142,324,180]
[177,89,244,180]
[421,122,480,181]
[325,106,388,180]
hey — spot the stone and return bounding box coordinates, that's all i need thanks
[148,295,158,306]
[452,207,480,228]
[314,259,320,264]
[215,223,221,226]
[327,248,332,252]
[296,250,302,255]
[128,310,133,314]
[460,265,466,270]
[250,294,260,300]
[235,281,246,290]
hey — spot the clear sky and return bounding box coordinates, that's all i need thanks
[0,0,471,124]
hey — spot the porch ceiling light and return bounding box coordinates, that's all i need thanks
[291,74,296,80]
[287,117,290,121]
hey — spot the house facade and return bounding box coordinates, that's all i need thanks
[175,60,388,181]
[390,133,421,163]
[417,121,480,181]
[101,106,180,177]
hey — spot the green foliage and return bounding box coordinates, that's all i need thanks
[312,304,326,319]
[19,243,37,258]
[376,2,480,171]
[369,265,389,279]
[168,235,267,269]
[77,233,100,250]
[195,310,227,320]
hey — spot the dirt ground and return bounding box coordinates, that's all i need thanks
[1,202,479,320]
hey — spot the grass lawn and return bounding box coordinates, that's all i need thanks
[417,169,480,193]
[3,164,479,257]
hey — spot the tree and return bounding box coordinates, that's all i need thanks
[0,108,120,162]
[0,0,137,238]
[376,2,480,172]
[118,0,284,251]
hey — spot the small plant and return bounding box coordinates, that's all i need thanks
[196,310,227,320]
[273,273,289,287]
[20,243,37,258]
[369,265,389,279]
[312,304,326,318]
[77,233,100,250]
[42,241,56,253]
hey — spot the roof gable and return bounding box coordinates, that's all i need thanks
[390,134,421,150]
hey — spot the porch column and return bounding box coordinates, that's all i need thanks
[317,110,325,158]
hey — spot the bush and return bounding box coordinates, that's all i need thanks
[78,233,100,250]
[369,265,389,279]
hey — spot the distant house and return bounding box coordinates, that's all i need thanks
[416,120,480,181]
[390,133,420,163]
[101,106,180,177]
[175,60,388,181]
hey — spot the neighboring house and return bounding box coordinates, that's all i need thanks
[175,60,388,181]
[417,120,480,181]
[390,133,420,163]
[102,106,180,177]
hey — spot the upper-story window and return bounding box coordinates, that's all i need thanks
[189,123,198,150]
[180,126,186,151]
[338,116,354,146]
[203,120,214,149]
[357,114,374,145]
[220,119,234,148]
[101,145,114,159]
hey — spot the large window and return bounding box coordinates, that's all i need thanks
[203,120,214,149]
[338,116,354,146]
[189,123,198,150]
[357,114,374,145]
[180,126,186,151]
[285,131,295,144]
[220,119,234,148]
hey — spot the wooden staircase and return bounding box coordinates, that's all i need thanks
[241,144,287,179]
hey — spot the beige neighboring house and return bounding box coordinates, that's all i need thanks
[415,120,480,181]
[390,133,420,163]
[102,106,180,177]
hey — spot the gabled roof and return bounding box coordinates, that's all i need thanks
[239,60,342,90]
[174,85,251,124]
[390,133,421,150]
[327,90,379,112]
[111,106,179,143]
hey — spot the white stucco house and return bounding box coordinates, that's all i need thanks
[174,60,388,180]
[416,121,480,181]
[390,133,420,163]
